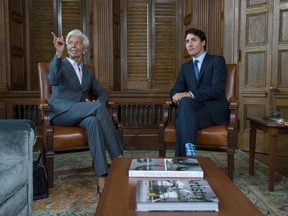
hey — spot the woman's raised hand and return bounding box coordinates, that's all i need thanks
[51,32,65,57]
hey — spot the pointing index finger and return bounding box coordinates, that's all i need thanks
[51,32,57,38]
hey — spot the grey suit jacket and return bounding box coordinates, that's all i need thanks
[47,56,108,119]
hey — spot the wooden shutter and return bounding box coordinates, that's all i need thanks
[126,0,149,89]
[153,0,177,89]
[31,0,54,91]
[124,0,179,90]
[30,0,85,90]
[61,0,82,37]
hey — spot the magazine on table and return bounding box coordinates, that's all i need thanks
[136,179,219,212]
[129,158,203,178]
[262,116,286,124]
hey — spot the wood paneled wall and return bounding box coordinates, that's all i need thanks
[0,0,243,153]
[237,0,288,156]
[184,0,224,56]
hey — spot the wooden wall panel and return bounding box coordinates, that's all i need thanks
[9,0,27,90]
[93,0,113,90]
[245,51,266,87]
[246,12,267,44]
[109,91,170,150]
[183,0,224,57]
[0,0,8,91]
[272,0,288,156]
[279,9,288,41]
[278,50,288,87]
[247,0,267,7]
[244,104,266,130]
[0,102,5,119]
[238,0,288,157]
[113,0,121,90]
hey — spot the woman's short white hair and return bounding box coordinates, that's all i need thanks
[66,29,89,48]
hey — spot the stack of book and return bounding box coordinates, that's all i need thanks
[128,158,219,212]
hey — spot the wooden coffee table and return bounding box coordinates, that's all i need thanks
[95,157,263,216]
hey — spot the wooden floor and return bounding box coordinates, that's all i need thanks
[244,151,288,178]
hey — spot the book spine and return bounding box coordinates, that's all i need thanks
[129,171,203,178]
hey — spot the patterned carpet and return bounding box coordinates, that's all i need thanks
[32,150,288,216]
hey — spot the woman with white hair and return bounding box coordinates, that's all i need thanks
[48,29,123,196]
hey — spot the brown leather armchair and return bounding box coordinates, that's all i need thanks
[159,64,238,179]
[38,62,123,188]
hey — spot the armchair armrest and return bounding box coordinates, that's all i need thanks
[39,103,52,127]
[227,101,239,130]
[159,100,174,129]
[107,101,122,128]
[159,100,174,147]
[39,102,54,151]
[107,100,123,143]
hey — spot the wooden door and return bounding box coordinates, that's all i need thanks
[238,0,288,156]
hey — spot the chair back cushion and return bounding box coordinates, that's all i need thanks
[225,64,237,103]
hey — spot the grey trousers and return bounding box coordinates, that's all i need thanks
[51,101,123,176]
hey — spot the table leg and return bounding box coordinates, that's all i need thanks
[268,132,278,191]
[249,127,256,175]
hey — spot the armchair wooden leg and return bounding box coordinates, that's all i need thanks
[227,152,234,180]
[44,152,54,188]
[158,143,166,157]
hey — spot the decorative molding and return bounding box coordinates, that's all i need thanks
[242,91,267,98]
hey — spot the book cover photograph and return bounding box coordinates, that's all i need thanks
[129,158,204,178]
[136,179,219,212]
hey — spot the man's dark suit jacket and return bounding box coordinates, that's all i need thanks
[170,53,229,125]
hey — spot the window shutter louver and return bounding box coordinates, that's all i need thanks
[125,0,178,90]
[153,0,176,89]
[126,0,149,89]
[61,0,82,37]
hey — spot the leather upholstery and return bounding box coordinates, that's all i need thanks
[52,126,88,149]
[159,64,238,179]
[38,62,122,188]
[164,124,227,146]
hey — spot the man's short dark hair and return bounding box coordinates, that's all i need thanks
[185,28,207,50]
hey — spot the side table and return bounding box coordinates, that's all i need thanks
[247,116,288,191]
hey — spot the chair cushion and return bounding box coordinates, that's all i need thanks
[197,125,228,145]
[52,126,88,149]
[164,123,227,146]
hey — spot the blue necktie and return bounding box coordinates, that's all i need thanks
[194,60,199,80]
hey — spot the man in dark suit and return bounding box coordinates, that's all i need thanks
[48,29,123,195]
[170,28,229,157]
